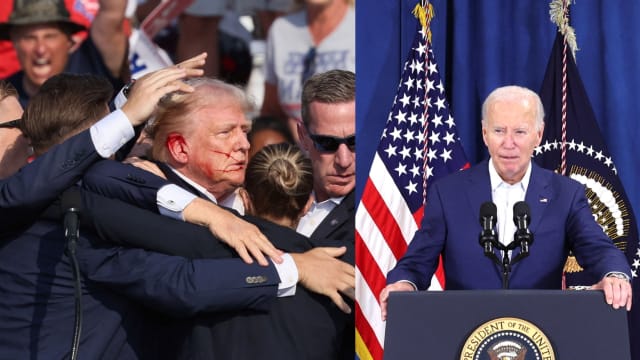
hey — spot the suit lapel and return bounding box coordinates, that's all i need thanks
[524,163,552,235]
[310,191,355,240]
[157,163,210,200]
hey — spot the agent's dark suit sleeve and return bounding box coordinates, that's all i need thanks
[79,189,236,259]
[83,160,169,212]
[82,160,316,255]
[0,130,100,232]
[77,233,279,317]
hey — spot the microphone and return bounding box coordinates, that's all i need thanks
[62,189,82,245]
[61,188,83,360]
[513,201,533,254]
[479,202,498,255]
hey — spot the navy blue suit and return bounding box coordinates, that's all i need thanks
[0,131,281,358]
[387,160,631,289]
[0,130,101,233]
[82,160,353,359]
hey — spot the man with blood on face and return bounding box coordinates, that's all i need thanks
[149,77,255,212]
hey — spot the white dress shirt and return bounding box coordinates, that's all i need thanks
[488,158,531,256]
[296,194,344,237]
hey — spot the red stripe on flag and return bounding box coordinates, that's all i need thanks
[355,303,384,360]
[355,229,387,303]
[361,179,409,259]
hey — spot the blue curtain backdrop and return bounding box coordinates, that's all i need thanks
[356,1,640,232]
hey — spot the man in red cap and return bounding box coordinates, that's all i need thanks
[0,0,129,107]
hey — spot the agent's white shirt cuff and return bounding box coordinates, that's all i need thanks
[89,109,135,158]
[113,88,128,110]
[273,253,298,297]
[157,184,197,220]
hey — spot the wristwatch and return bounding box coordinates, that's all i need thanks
[122,79,136,99]
[606,272,630,282]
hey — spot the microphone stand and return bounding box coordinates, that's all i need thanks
[482,239,529,289]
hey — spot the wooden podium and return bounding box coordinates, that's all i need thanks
[384,290,630,359]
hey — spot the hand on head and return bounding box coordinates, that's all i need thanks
[121,53,207,126]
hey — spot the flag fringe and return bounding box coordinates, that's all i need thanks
[412,2,434,43]
[549,0,578,59]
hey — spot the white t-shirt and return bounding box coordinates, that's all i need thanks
[264,7,355,121]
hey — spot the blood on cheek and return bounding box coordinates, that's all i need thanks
[204,149,244,173]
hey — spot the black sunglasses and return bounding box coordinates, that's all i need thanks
[0,119,20,129]
[309,133,355,153]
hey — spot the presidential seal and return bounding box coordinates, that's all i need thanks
[459,317,555,360]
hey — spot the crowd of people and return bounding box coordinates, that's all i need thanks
[0,0,356,358]
[2,1,632,359]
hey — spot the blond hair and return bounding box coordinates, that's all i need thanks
[244,143,313,221]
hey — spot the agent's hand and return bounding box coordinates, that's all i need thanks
[592,275,633,311]
[121,52,207,126]
[291,247,355,313]
[183,198,283,266]
[379,281,415,321]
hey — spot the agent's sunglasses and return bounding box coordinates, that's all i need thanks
[308,133,355,153]
[0,119,20,129]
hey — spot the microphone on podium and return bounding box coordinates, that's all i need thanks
[479,202,498,256]
[513,201,533,255]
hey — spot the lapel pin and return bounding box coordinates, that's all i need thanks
[539,197,548,203]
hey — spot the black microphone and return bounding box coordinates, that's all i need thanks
[61,188,83,360]
[62,189,82,245]
[479,202,498,255]
[513,201,533,254]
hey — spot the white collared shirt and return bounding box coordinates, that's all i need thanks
[296,194,345,237]
[488,159,531,251]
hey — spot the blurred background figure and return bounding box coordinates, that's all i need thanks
[248,115,294,159]
[0,0,129,106]
[260,0,355,145]
[0,80,28,179]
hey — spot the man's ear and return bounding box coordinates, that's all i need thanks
[165,133,189,164]
[297,121,311,152]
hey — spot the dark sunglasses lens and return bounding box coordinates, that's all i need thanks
[0,119,20,129]
[345,136,355,150]
[311,135,355,152]
[313,136,339,152]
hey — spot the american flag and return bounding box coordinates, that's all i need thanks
[534,32,640,359]
[354,15,470,360]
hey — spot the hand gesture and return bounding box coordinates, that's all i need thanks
[121,53,207,126]
[291,247,355,313]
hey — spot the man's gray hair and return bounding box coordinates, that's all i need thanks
[481,85,545,131]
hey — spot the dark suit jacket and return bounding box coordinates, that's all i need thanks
[307,190,355,359]
[308,190,355,265]
[387,160,632,290]
[0,131,280,358]
[0,211,280,359]
[0,129,101,234]
[82,160,352,359]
